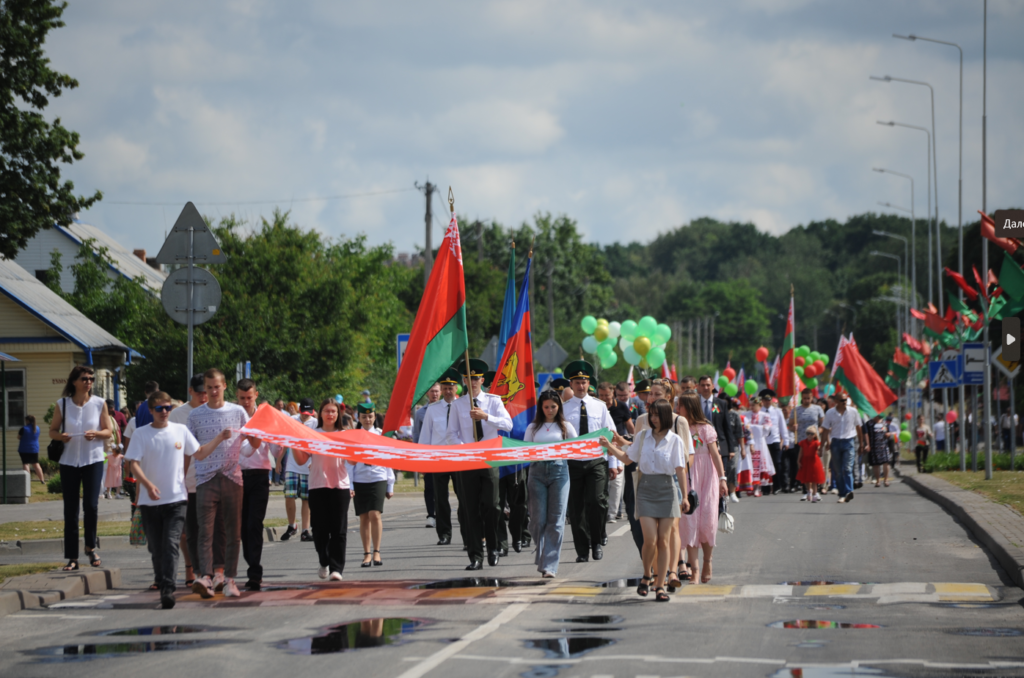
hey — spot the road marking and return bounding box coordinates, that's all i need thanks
[13,614,104,620]
[804,584,860,596]
[679,585,733,596]
[610,524,632,537]
[394,602,528,678]
[933,582,989,596]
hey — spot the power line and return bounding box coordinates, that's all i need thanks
[103,186,418,206]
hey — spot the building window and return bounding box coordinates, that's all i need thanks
[4,369,25,429]
[34,269,53,286]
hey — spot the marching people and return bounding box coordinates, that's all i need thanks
[562,360,621,563]
[795,425,825,502]
[524,390,577,578]
[601,399,690,602]
[599,381,632,525]
[914,414,933,472]
[293,399,350,580]
[696,376,737,500]
[448,359,513,570]
[418,370,462,545]
[736,397,773,497]
[168,374,210,588]
[866,413,892,487]
[761,390,790,494]
[550,377,572,403]
[725,398,744,502]
[236,378,278,591]
[821,393,865,504]
[411,382,441,529]
[281,398,318,542]
[347,402,395,567]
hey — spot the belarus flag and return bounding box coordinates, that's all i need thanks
[777,295,796,398]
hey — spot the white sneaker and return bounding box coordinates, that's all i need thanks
[812,494,821,503]
[800,494,809,501]
[318,566,329,580]
[729,493,740,503]
[222,578,240,597]
[829,488,839,495]
[329,571,343,581]
[212,572,225,592]
[426,517,436,528]
[192,576,214,599]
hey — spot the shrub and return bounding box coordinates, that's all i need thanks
[47,476,61,494]
[39,458,59,475]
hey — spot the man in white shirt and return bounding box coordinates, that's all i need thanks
[821,395,865,504]
[412,383,441,530]
[280,399,317,542]
[236,378,279,591]
[418,370,461,545]
[760,390,790,495]
[448,359,513,570]
[1000,411,1018,453]
[562,360,620,563]
[168,375,209,590]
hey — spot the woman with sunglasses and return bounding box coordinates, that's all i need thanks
[49,365,114,571]
[524,390,578,578]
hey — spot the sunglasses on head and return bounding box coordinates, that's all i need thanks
[153,405,174,413]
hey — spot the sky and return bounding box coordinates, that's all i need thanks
[42,0,1024,258]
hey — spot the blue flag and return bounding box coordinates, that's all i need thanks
[496,243,517,364]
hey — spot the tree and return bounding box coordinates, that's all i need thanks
[0,0,101,259]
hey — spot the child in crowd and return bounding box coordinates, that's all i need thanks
[796,425,825,503]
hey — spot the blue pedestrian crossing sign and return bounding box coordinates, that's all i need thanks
[929,351,962,388]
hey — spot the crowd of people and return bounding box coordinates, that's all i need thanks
[42,358,914,608]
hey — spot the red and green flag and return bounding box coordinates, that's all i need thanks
[383,211,468,435]
[777,294,796,397]
[832,335,897,418]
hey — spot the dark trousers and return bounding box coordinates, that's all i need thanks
[621,462,644,556]
[915,444,929,472]
[422,473,435,518]
[567,458,608,558]
[767,442,783,493]
[186,492,224,574]
[783,445,800,490]
[60,461,104,561]
[308,488,350,574]
[241,469,270,583]
[457,468,499,561]
[140,501,187,597]
[433,471,458,540]
[498,470,529,550]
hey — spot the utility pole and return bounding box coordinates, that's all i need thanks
[546,259,556,342]
[982,0,993,479]
[414,180,438,284]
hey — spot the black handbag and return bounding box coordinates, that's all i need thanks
[686,488,699,515]
[47,398,65,464]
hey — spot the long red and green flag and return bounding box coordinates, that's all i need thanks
[383,211,468,434]
[244,404,607,473]
[832,334,897,418]
[777,294,796,397]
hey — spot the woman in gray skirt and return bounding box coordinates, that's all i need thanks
[602,399,690,602]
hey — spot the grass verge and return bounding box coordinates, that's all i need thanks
[0,563,64,585]
[932,470,1024,516]
[0,520,130,542]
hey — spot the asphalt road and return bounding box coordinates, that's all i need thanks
[1,477,1023,678]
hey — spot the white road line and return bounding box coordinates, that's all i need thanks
[394,603,529,678]
[13,614,104,620]
[610,523,632,537]
[448,655,1024,671]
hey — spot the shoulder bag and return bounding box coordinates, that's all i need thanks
[47,398,65,464]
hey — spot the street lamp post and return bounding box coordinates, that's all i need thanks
[873,169,916,318]
[870,251,903,340]
[872,228,911,339]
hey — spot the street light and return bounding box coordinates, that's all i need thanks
[872,228,910,338]
[836,302,858,328]
[870,250,903,340]
[877,121,934,309]
[873,168,916,316]
[871,75,941,316]
[894,34,964,304]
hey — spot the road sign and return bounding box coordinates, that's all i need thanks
[154,202,228,265]
[536,372,558,390]
[396,333,410,369]
[929,355,962,388]
[160,267,221,325]
[536,338,568,371]
[235,361,251,384]
[962,342,987,385]
[480,335,499,369]
[992,345,1021,379]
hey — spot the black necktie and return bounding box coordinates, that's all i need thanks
[578,400,589,434]
[446,403,451,427]
[473,398,484,441]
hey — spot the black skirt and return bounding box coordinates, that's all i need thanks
[353,481,387,515]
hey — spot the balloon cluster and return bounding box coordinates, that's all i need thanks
[580,315,672,369]
[793,345,830,390]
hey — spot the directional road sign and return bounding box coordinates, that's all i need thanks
[962,342,987,385]
[160,267,221,325]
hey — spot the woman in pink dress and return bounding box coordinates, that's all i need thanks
[676,393,729,584]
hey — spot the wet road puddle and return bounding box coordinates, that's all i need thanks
[805,605,847,611]
[598,578,644,588]
[945,627,1023,637]
[552,615,624,624]
[411,578,547,589]
[779,580,863,586]
[92,625,218,636]
[770,668,892,677]
[520,637,616,678]
[768,620,884,629]
[789,638,830,649]
[28,640,239,661]
[278,617,427,654]
[533,627,624,634]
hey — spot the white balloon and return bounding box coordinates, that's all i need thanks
[619,337,631,351]
[608,321,621,339]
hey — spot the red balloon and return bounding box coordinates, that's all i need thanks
[756,346,769,362]
[805,364,818,378]
[904,412,912,420]
[945,411,957,424]
[723,367,736,381]
[795,356,805,367]
[813,359,825,374]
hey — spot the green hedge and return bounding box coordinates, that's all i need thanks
[47,476,62,494]
[923,451,1024,472]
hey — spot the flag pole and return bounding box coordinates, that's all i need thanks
[452,187,480,443]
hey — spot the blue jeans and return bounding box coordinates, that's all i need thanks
[528,460,569,575]
[832,438,856,497]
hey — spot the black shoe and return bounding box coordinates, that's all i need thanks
[846,491,855,503]
[361,552,372,568]
[280,525,297,541]
[601,536,608,546]
[461,544,467,551]
[300,530,313,542]
[244,579,261,591]
[512,541,522,553]
[592,545,604,561]
[497,548,508,557]
[487,551,500,566]
[780,487,790,494]
[466,559,483,571]
[437,536,451,545]
[160,595,176,610]
[575,555,589,563]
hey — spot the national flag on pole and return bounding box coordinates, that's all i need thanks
[979,210,1021,255]
[491,255,536,440]
[831,335,897,418]
[831,334,849,379]
[670,364,678,381]
[661,361,671,379]
[777,294,796,397]
[737,367,749,407]
[767,355,780,389]
[627,365,635,396]
[496,243,517,363]
[383,212,467,434]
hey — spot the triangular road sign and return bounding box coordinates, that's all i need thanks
[154,202,228,265]
[932,363,958,385]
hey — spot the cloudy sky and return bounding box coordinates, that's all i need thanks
[45,0,1024,257]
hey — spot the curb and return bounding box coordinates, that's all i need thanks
[0,568,121,617]
[0,536,139,556]
[898,467,1024,589]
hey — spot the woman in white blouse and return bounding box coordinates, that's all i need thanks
[602,400,689,602]
[292,399,350,581]
[524,391,578,579]
[345,402,394,568]
[49,365,113,571]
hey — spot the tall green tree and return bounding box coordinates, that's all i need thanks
[0,0,101,259]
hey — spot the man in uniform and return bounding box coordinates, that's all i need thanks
[562,360,620,562]
[448,359,513,570]
[418,370,462,545]
[412,383,441,529]
[550,377,572,403]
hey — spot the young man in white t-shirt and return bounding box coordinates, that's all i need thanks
[127,391,227,609]
[168,374,209,588]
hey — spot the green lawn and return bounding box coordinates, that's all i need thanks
[932,470,1024,516]
[0,520,130,542]
[0,563,64,584]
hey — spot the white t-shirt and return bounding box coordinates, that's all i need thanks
[626,429,687,476]
[344,428,395,492]
[934,420,946,441]
[168,403,197,492]
[285,415,318,475]
[822,407,861,441]
[307,427,351,490]
[124,422,199,507]
[523,421,579,444]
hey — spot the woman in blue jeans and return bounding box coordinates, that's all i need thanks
[524,391,578,578]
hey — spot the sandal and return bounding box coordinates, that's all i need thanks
[666,571,682,593]
[884,480,890,487]
[361,552,372,568]
[86,550,101,568]
[62,560,79,572]
[655,587,670,602]
[148,583,160,591]
[636,576,651,597]
[372,550,383,567]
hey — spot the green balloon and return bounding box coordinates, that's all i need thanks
[821,354,830,365]
[718,375,729,388]
[809,351,821,363]
[804,377,818,389]
[900,421,908,431]
[623,345,642,365]
[724,382,739,397]
[647,346,666,368]
[581,316,597,334]
[744,379,758,395]
[795,366,804,378]
[797,345,811,358]
[637,316,658,338]
[600,352,618,369]
[899,430,911,443]
[620,320,638,341]
[582,335,599,354]
[653,323,673,344]
[597,342,614,360]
